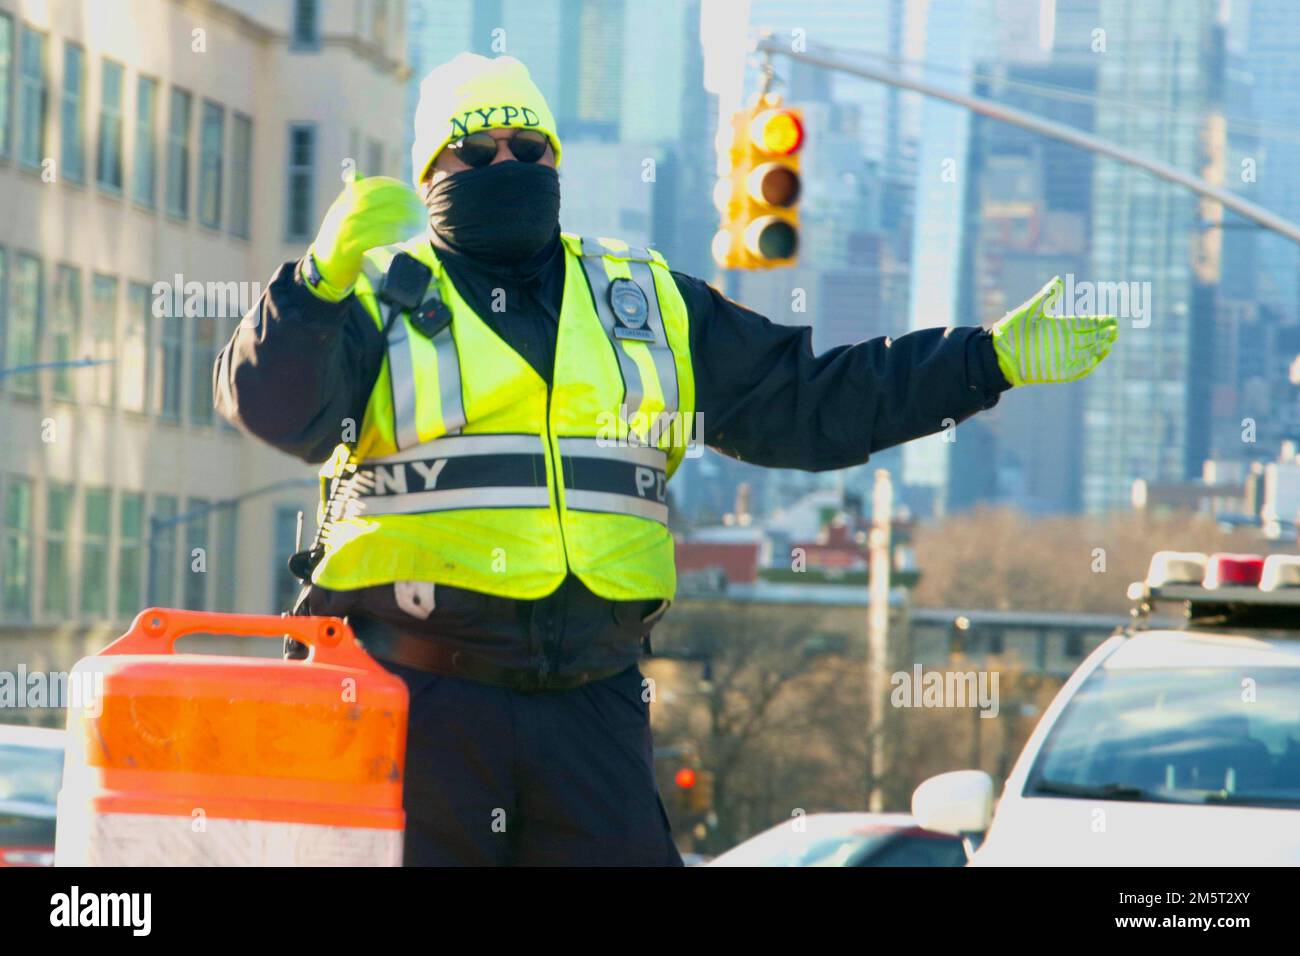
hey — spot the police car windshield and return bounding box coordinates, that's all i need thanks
[1026,668,1300,808]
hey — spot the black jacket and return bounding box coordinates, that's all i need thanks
[214,228,1010,682]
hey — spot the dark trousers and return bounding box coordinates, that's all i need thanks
[382,658,684,866]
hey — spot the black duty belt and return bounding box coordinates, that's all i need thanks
[357,622,629,693]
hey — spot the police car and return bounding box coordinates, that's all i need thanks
[911,552,1300,865]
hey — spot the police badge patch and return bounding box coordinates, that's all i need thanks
[609,277,656,342]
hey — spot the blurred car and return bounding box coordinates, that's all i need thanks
[912,552,1300,866]
[707,813,966,867]
[0,724,66,867]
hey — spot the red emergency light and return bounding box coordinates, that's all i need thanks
[1203,553,1265,588]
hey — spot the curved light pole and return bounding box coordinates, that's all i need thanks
[754,39,1300,247]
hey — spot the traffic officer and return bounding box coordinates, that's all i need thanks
[214,53,1117,866]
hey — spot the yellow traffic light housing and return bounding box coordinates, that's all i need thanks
[713,94,804,270]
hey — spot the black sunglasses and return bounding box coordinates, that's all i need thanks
[445,129,550,168]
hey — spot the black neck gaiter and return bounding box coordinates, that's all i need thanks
[426,161,562,266]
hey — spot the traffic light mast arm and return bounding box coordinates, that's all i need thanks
[753,38,1300,249]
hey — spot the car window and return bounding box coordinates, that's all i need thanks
[865,832,967,867]
[712,826,894,866]
[0,812,57,847]
[0,744,64,806]
[1026,667,1300,807]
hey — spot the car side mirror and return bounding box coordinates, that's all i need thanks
[911,770,994,847]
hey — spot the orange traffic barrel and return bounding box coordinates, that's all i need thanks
[55,609,408,866]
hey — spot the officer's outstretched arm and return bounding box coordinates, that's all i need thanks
[678,273,1013,471]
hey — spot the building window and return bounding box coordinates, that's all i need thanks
[291,0,321,50]
[273,506,302,611]
[215,505,237,612]
[158,312,183,422]
[9,252,41,397]
[147,495,178,606]
[132,75,158,207]
[285,123,316,241]
[82,487,110,618]
[50,265,80,401]
[96,59,124,192]
[165,86,192,218]
[89,274,117,406]
[18,25,47,170]
[190,314,215,425]
[0,13,13,158]
[43,482,73,619]
[183,498,209,610]
[117,492,144,620]
[1,476,33,619]
[198,100,224,228]
[229,112,252,237]
[122,281,151,413]
[60,41,85,183]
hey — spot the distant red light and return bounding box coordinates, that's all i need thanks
[675,768,697,790]
[1204,553,1265,588]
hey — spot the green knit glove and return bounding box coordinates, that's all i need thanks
[991,276,1118,387]
[306,175,427,302]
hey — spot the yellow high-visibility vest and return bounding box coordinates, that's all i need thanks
[311,232,696,602]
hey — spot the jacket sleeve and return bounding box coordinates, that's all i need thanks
[213,260,385,464]
[672,271,1012,472]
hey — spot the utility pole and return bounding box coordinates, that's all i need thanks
[866,468,892,811]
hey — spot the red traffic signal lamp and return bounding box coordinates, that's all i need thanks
[674,766,714,815]
[713,94,804,270]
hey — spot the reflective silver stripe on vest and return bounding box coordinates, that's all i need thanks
[432,322,466,436]
[579,252,645,416]
[581,236,654,262]
[559,438,669,526]
[369,433,543,465]
[387,317,421,451]
[367,256,465,449]
[363,260,421,451]
[557,437,666,470]
[564,490,669,526]
[343,486,552,518]
[627,259,679,416]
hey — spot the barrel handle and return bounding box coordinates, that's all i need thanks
[101,608,378,670]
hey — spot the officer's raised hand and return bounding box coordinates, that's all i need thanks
[991,275,1119,386]
[306,174,427,302]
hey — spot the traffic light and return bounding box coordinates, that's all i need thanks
[713,93,804,270]
[674,766,714,815]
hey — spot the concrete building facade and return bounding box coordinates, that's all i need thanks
[0,0,409,658]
